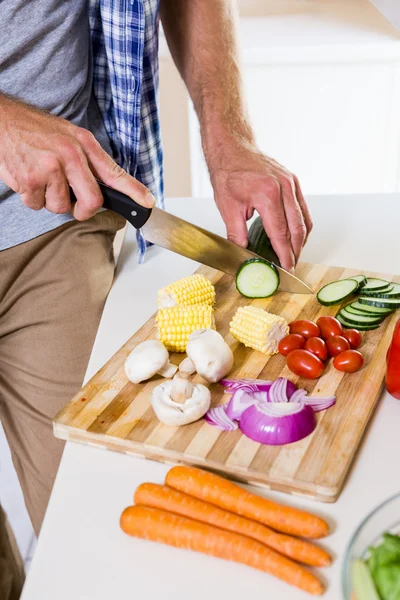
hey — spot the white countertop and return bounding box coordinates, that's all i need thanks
[22,194,400,600]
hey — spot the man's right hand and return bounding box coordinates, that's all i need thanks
[0,95,155,220]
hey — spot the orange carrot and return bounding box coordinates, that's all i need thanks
[120,505,324,596]
[165,466,329,539]
[134,483,331,567]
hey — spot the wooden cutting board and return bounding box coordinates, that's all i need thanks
[53,262,399,502]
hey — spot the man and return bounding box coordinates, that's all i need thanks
[0,0,311,594]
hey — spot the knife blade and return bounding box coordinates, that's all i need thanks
[73,181,312,294]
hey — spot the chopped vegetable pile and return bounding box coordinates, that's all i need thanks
[120,465,332,596]
[352,533,400,600]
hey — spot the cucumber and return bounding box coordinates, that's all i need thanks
[351,559,380,600]
[361,282,400,299]
[336,313,381,331]
[351,274,368,289]
[360,284,394,297]
[339,308,384,326]
[317,278,359,306]
[247,217,280,266]
[359,296,400,309]
[236,259,279,298]
[362,277,390,291]
[350,301,394,316]
[344,304,375,317]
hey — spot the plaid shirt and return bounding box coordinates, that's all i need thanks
[89,0,164,262]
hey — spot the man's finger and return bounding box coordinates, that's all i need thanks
[20,188,46,211]
[44,171,71,214]
[80,130,155,208]
[255,183,295,273]
[294,175,313,243]
[223,205,249,248]
[280,176,306,263]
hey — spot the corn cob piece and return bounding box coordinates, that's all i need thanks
[230,306,289,355]
[158,274,215,308]
[156,304,216,352]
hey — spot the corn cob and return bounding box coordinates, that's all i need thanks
[158,274,215,308]
[156,304,216,352]
[230,306,289,355]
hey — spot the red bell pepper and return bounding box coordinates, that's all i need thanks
[386,318,400,400]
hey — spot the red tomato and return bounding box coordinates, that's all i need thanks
[289,320,320,339]
[333,350,364,373]
[316,316,343,340]
[304,337,328,361]
[286,349,325,379]
[386,319,400,399]
[343,329,362,350]
[278,334,305,357]
[326,335,350,357]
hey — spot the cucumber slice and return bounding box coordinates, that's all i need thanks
[362,277,390,291]
[351,301,394,316]
[361,284,394,296]
[351,274,368,289]
[336,313,381,331]
[236,259,279,298]
[339,308,383,326]
[362,282,400,299]
[351,559,380,600]
[317,278,358,306]
[344,304,375,317]
[359,296,400,309]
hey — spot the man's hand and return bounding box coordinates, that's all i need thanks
[0,95,155,220]
[209,138,313,273]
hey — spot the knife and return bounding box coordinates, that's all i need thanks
[71,181,312,294]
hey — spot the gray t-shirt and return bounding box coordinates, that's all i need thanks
[0,0,112,251]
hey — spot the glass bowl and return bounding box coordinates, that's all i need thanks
[342,492,400,599]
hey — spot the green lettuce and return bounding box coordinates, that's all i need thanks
[369,533,400,600]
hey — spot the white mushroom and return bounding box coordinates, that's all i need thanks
[185,329,234,383]
[151,370,211,426]
[125,340,177,384]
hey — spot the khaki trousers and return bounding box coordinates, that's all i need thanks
[0,210,125,599]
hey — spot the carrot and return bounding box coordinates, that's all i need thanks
[165,466,329,539]
[120,505,324,596]
[134,483,331,567]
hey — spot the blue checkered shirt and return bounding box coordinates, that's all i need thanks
[89,0,164,262]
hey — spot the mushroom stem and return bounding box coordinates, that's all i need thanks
[179,357,196,376]
[170,371,194,404]
[157,361,178,379]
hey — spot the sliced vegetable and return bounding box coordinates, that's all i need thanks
[185,329,233,383]
[351,274,368,289]
[359,296,400,310]
[360,284,394,297]
[226,389,267,421]
[120,505,324,595]
[361,282,400,299]
[286,349,325,379]
[278,333,305,357]
[333,350,364,373]
[236,259,280,298]
[247,216,280,265]
[305,337,328,361]
[268,377,297,402]
[350,301,394,316]
[336,313,381,331]
[344,304,374,317]
[343,329,362,350]
[157,273,215,308]
[165,465,330,538]
[220,378,272,393]
[326,335,350,357]
[351,559,381,600]
[317,278,359,306]
[362,277,390,291]
[134,483,332,567]
[289,320,321,339]
[338,309,383,327]
[316,316,343,339]
[230,306,289,355]
[205,403,238,430]
[386,318,400,400]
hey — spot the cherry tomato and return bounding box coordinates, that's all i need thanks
[316,316,343,340]
[304,337,328,361]
[343,329,362,350]
[286,349,325,379]
[289,320,320,339]
[326,335,350,357]
[333,350,364,373]
[278,334,305,357]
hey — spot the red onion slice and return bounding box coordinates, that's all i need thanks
[220,378,273,392]
[303,396,336,412]
[205,403,238,431]
[226,389,267,421]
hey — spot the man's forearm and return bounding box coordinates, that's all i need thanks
[160,0,254,169]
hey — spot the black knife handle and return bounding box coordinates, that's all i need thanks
[69,180,152,229]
